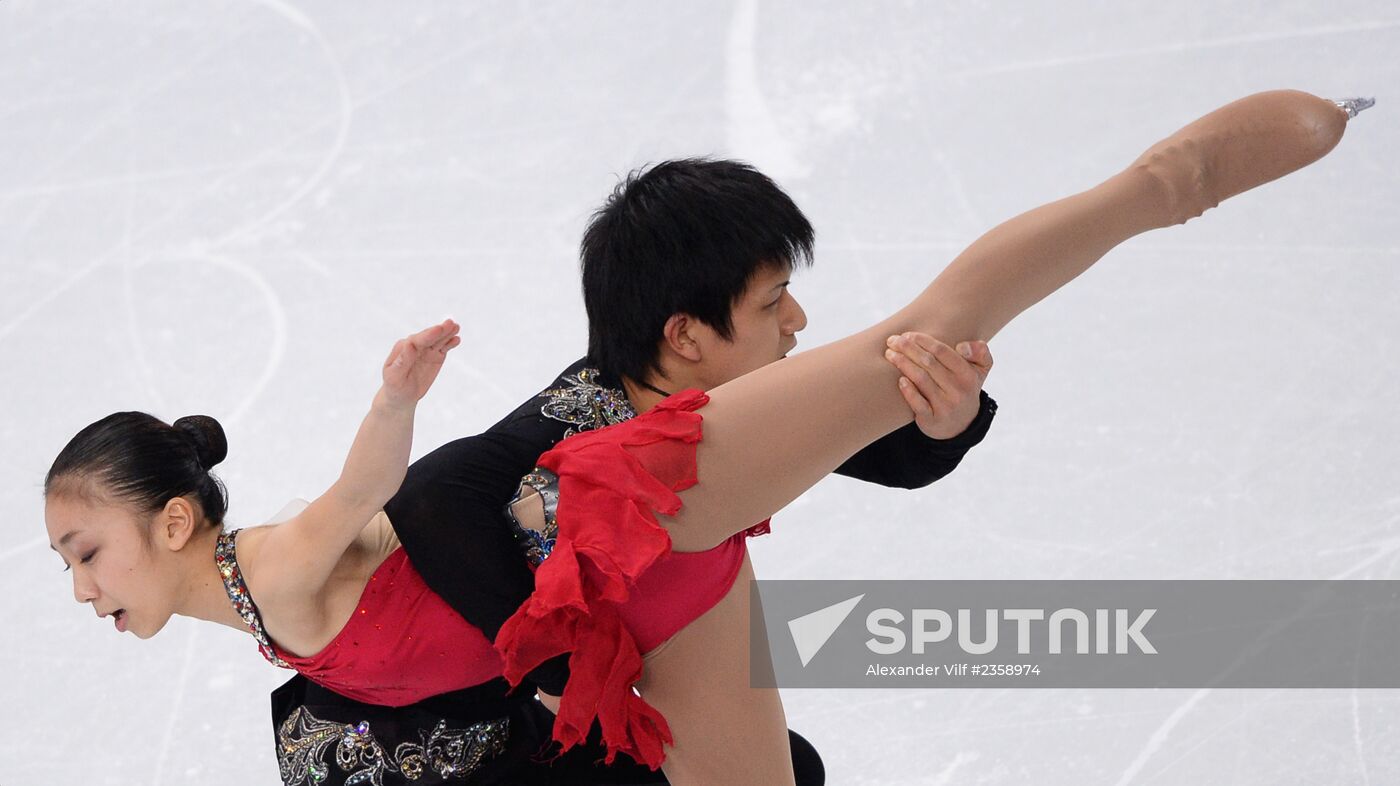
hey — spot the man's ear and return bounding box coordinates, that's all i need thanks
[661,313,704,363]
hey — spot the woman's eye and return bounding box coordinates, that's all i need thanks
[81,552,95,564]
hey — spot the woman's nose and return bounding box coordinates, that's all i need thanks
[72,572,97,605]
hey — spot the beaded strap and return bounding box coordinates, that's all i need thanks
[215,528,293,669]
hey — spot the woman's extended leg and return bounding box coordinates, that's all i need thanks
[665,90,1355,552]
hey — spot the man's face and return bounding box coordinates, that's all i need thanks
[693,264,808,388]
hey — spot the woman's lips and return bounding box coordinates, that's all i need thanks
[114,610,127,633]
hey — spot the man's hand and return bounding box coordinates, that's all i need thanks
[883,333,993,440]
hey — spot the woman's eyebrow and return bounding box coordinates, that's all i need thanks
[49,530,81,551]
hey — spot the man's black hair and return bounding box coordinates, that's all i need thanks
[580,157,815,384]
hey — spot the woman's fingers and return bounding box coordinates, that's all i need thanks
[380,321,460,403]
[409,319,460,350]
[393,319,461,363]
[425,333,462,356]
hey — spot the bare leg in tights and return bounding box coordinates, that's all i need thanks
[633,91,1357,784]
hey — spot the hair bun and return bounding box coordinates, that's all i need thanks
[173,415,228,470]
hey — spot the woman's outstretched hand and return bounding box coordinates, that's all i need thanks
[884,333,993,440]
[381,319,462,407]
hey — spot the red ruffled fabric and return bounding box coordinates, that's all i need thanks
[495,388,718,770]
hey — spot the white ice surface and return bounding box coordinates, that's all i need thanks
[2,2,1398,784]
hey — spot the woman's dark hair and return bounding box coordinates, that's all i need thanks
[580,157,815,384]
[45,412,230,528]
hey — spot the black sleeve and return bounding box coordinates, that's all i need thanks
[833,390,998,490]
[384,430,544,642]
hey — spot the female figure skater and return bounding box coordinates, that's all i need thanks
[45,90,1367,785]
[46,328,962,785]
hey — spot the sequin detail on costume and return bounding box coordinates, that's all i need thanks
[505,468,560,567]
[215,528,293,669]
[516,367,629,566]
[537,367,636,437]
[277,706,509,785]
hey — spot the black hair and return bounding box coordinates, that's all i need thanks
[580,157,815,384]
[45,412,230,528]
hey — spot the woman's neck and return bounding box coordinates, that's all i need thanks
[175,527,255,633]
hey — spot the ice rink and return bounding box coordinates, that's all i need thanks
[2,2,1397,784]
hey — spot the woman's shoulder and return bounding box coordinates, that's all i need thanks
[229,523,305,607]
[238,503,398,610]
[236,508,403,657]
[266,498,310,523]
[230,499,311,594]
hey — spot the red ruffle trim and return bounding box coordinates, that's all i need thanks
[494,388,714,770]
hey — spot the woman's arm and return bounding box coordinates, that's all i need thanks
[327,388,416,508]
[261,319,462,598]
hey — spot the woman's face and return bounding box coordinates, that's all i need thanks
[45,495,179,640]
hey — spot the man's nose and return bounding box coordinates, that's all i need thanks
[783,293,808,335]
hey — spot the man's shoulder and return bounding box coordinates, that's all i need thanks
[487,356,637,441]
[391,358,638,508]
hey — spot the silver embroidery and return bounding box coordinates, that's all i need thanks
[277,706,510,785]
[517,368,633,566]
[505,468,560,567]
[537,367,636,438]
